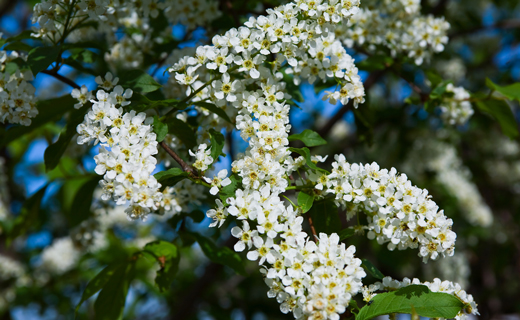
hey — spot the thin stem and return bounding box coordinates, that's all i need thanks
[306,212,318,240]
[40,70,80,89]
[159,141,197,177]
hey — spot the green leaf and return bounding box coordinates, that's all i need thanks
[356,55,393,71]
[288,129,327,147]
[429,82,449,99]
[144,240,180,292]
[154,168,189,187]
[166,118,197,150]
[94,263,134,320]
[209,129,225,163]
[129,93,182,113]
[297,192,314,213]
[220,175,239,202]
[118,69,161,93]
[485,78,520,101]
[476,99,519,139]
[1,95,76,146]
[4,41,33,52]
[356,285,464,320]
[8,185,48,242]
[191,233,247,276]
[339,228,356,240]
[425,70,443,88]
[75,263,122,315]
[27,46,61,75]
[44,105,88,171]
[307,199,341,235]
[68,177,101,228]
[288,147,328,173]
[361,259,384,280]
[153,116,168,142]
[193,101,233,124]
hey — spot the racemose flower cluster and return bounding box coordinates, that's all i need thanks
[0,51,38,126]
[161,0,470,318]
[75,73,164,219]
[322,156,457,262]
[439,83,474,126]
[336,0,450,65]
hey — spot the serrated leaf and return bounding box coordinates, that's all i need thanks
[191,233,247,276]
[297,192,314,213]
[166,118,197,150]
[27,46,61,75]
[485,78,520,101]
[1,95,76,146]
[356,285,464,320]
[220,175,239,202]
[94,263,134,320]
[193,101,233,124]
[308,199,341,235]
[288,129,327,147]
[209,129,225,164]
[154,168,189,187]
[144,240,180,292]
[75,263,122,315]
[476,99,519,139]
[118,69,161,93]
[129,93,182,113]
[288,147,328,173]
[68,177,101,227]
[339,228,356,240]
[153,116,168,142]
[44,105,89,171]
[361,259,384,280]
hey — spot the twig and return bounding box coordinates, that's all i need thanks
[159,141,197,176]
[41,70,80,89]
[306,212,318,240]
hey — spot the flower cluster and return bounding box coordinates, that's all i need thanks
[40,237,81,275]
[0,254,28,311]
[362,276,478,319]
[404,139,493,227]
[337,0,450,65]
[162,0,370,317]
[31,0,221,69]
[75,73,163,219]
[0,51,38,126]
[440,84,474,126]
[323,156,457,262]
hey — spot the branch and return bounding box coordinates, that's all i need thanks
[317,70,385,138]
[306,212,318,240]
[40,70,80,89]
[159,141,198,177]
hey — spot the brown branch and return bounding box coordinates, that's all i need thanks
[159,141,198,176]
[306,212,318,240]
[40,70,81,89]
[317,70,385,138]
